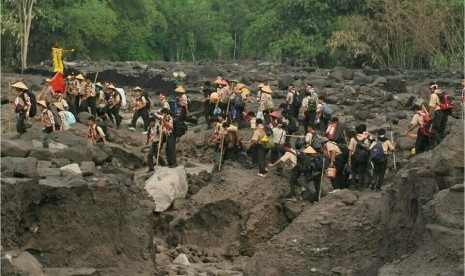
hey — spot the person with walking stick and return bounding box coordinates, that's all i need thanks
[152,108,177,168]
[146,117,167,173]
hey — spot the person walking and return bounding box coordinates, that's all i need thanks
[153,108,177,168]
[129,86,149,133]
[405,104,432,154]
[370,129,396,191]
[249,118,269,177]
[106,84,122,128]
[12,82,32,134]
[348,124,371,190]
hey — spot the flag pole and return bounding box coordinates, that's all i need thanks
[155,120,164,167]
[390,122,397,171]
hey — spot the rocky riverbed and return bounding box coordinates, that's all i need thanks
[1,61,463,276]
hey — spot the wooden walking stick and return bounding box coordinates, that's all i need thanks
[218,132,226,170]
[390,122,397,171]
[155,120,164,167]
[318,156,326,201]
[8,82,11,133]
[225,96,232,124]
[93,72,99,84]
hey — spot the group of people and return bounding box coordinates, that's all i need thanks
[11,74,463,202]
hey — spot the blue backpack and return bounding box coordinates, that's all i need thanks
[62,111,76,125]
[321,104,333,119]
[370,142,385,162]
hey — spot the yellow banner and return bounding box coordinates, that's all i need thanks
[52,47,64,74]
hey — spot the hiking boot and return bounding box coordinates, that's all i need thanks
[285,196,297,202]
[257,173,267,178]
[142,131,148,135]
[129,127,135,131]
[146,169,154,174]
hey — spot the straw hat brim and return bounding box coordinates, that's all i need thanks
[37,100,47,108]
[11,82,28,91]
[262,86,272,93]
[133,86,143,91]
[75,74,85,80]
[175,87,186,93]
[303,146,316,154]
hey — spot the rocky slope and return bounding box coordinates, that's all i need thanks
[1,61,464,275]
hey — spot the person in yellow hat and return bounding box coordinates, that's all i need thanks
[12,82,33,134]
[175,86,188,121]
[129,86,149,133]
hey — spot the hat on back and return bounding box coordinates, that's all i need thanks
[133,86,143,91]
[37,100,47,108]
[75,74,85,80]
[303,146,316,154]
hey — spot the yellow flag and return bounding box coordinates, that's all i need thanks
[52,47,64,74]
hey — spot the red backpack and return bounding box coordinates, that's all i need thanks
[417,111,434,136]
[437,92,454,110]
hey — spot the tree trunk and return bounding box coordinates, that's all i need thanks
[19,0,34,72]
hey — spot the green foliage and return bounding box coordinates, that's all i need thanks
[1,0,462,70]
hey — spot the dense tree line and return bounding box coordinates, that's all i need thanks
[1,0,463,69]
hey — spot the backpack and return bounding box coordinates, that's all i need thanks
[173,119,188,138]
[260,132,275,149]
[307,96,317,112]
[287,116,299,133]
[62,111,76,125]
[437,93,454,111]
[293,151,313,172]
[96,122,111,141]
[370,142,385,162]
[309,153,325,171]
[310,134,323,152]
[21,91,37,117]
[233,93,244,109]
[265,125,273,137]
[169,98,179,115]
[321,104,333,120]
[141,93,151,110]
[353,138,369,163]
[329,122,345,143]
[292,92,302,109]
[49,106,62,127]
[418,111,434,136]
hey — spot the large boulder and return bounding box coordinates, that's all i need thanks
[1,139,33,157]
[60,163,82,176]
[90,145,110,165]
[76,111,92,124]
[2,250,44,276]
[109,144,143,169]
[46,131,87,147]
[277,75,294,90]
[29,148,54,161]
[14,157,39,178]
[329,67,353,82]
[144,166,188,212]
[56,146,93,164]
[384,76,407,93]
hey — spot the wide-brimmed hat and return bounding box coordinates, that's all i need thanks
[75,74,85,80]
[303,146,316,154]
[133,86,143,91]
[209,92,219,103]
[67,75,72,79]
[175,86,186,93]
[270,111,281,118]
[37,100,47,108]
[107,84,116,90]
[258,83,265,88]
[262,85,272,93]
[53,102,65,111]
[11,81,28,91]
[95,82,103,88]
[235,83,245,89]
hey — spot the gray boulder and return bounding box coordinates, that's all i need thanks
[60,163,82,176]
[14,157,39,178]
[46,131,87,147]
[384,76,407,93]
[29,148,54,161]
[80,161,96,177]
[277,75,294,90]
[145,166,188,212]
[56,145,93,164]
[1,139,33,157]
[90,145,110,165]
[2,250,44,276]
[77,111,92,124]
[329,67,353,82]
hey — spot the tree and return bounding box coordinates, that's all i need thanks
[3,0,36,71]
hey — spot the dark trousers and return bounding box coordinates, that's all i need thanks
[304,110,316,131]
[16,112,27,134]
[330,155,347,190]
[180,105,187,121]
[291,105,300,119]
[372,158,388,190]
[415,128,431,153]
[263,110,271,125]
[289,166,304,197]
[250,144,259,165]
[270,144,284,173]
[88,96,97,116]
[205,101,214,128]
[165,133,177,166]
[131,108,149,130]
[107,106,122,128]
[319,117,330,133]
[235,107,244,129]
[147,141,167,170]
[79,98,93,114]
[68,95,78,117]
[351,159,368,189]
[257,145,268,174]
[432,110,448,145]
